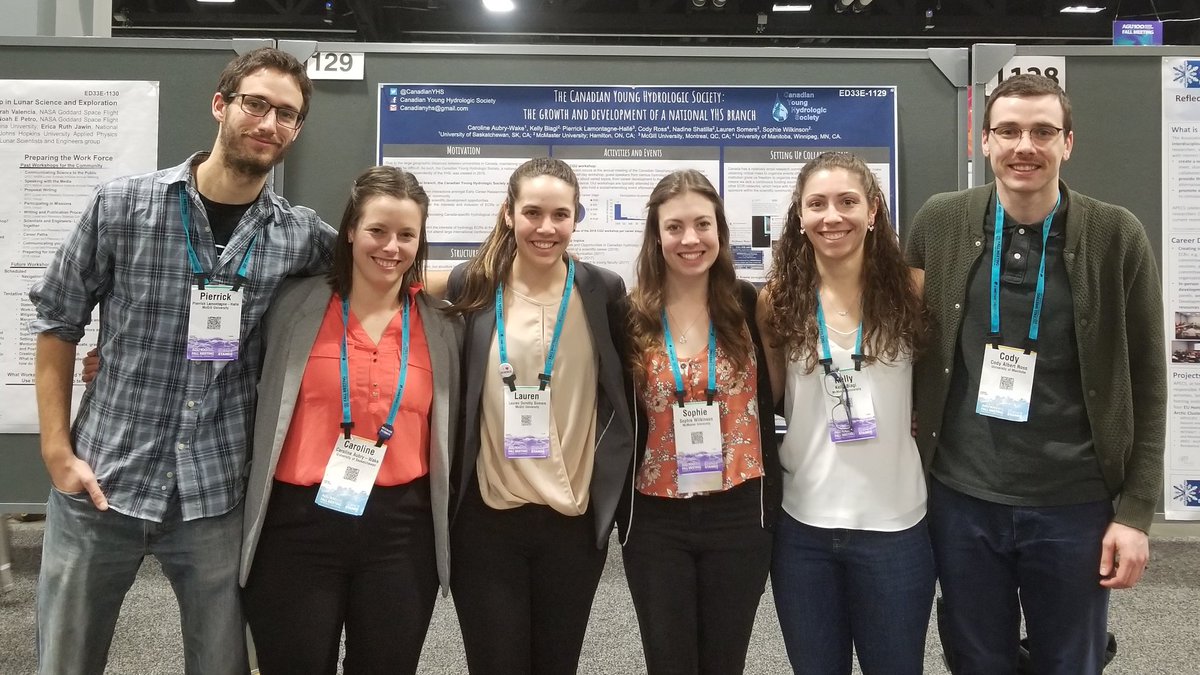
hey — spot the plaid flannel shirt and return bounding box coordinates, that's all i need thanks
[30,152,336,522]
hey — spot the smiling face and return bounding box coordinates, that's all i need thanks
[982,93,1073,208]
[348,196,423,296]
[657,190,720,283]
[506,174,577,272]
[212,68,304,178]
[799,167,878,265]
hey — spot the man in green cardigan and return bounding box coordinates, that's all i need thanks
[906,73,1164,673]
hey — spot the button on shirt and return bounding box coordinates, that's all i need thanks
[28,153,336,522]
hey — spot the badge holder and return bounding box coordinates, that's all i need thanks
[496,259,575,460]
[974,193,1057,424]
[315,296,412,516]
[663,310,724,494]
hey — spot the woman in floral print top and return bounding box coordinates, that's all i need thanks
[617,169,780,675]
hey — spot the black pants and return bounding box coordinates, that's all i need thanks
[242,479,438,675]
[621,479,773,675]
[450,483,607,675]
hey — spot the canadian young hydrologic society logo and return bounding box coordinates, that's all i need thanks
[1173,480,1200,507]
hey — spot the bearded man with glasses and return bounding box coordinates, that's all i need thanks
[29,47,336,674]
[907,73,1164,672]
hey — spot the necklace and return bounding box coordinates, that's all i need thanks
[821,288,857,318]
[667,307,704,344]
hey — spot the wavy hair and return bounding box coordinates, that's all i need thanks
[628,169,752,390]
[447,157,581,314]
[763,152,925,372]
[329,165,429,302]
[216,47,313,118]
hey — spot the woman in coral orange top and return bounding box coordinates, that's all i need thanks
[617,169,781,675]
[238,166,462,674]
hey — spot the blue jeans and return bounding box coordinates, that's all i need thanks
[928,478,1112,675]
[37,488,248,675]
[771,513,935,675]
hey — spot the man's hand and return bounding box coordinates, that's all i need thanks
[1099,521,1149,589]
[81,347,99,384]
[47,453,108,510]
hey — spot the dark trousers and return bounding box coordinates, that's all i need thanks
[620,480,772,675]
[242,479,438,675]
[928,477,1112,675]
[450,484,607,675]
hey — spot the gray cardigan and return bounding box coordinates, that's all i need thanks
[239,276,463,593]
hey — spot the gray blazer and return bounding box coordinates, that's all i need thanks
[239,275,463,594]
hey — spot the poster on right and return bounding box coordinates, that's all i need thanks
[1161,58,1200,519]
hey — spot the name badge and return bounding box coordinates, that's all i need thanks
[672,401,724,494]
[186,284,243,361]
[822,367,878,443]
[504,386,551,459]
[315,435,387,516]
[976,344,1037,422]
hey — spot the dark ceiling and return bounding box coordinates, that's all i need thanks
[111,0,1200,47]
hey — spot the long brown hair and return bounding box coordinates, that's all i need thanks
[628,169,752,390]
[764,152,925,372]
[329,165,429,302]
[447,157,581,314]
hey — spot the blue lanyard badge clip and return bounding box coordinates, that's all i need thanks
[815,295,864,375]
[339,295,412,446]
[178,187,256,291]
[495,258,576,393]
[989,193,1060,354]
[662,309,718,407]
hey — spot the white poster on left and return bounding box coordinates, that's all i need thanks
[0,80,159,433]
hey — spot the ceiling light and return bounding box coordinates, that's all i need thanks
[834,0,852,13]
[196,0,236,3]
[691,0,707,8]
[482,0,514,11]
[773,3,812,10]
[711,0,727,8]
[1060,5,1104,12]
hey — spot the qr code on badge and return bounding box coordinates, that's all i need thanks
[521,414,532,426]
[690,431,704,444]
[206,316,222,331]
[999,376,1015,391]
[343,466,360,481]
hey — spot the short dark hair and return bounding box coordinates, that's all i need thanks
[216,47,313,118]
[329,166,430,302]
[983,73,1072,134]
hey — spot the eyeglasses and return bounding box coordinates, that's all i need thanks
[823,370,854,432]
[987,125,1064,145]
[227,93,304,130]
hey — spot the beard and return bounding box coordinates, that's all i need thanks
[217,122,292,179]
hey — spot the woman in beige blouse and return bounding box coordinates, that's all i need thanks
[444,157,635,674]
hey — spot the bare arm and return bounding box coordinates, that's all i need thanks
[36,333,106,509]
[756,287,785,406]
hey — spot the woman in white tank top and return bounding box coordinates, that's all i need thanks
[757,152,935,675]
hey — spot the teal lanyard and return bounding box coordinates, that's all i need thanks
[815,294,863,375]
[989,193,1060,349]
[495,258,575,392]
[662,309,717,407]
[178,187,256,291]
[339,295,411,446]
